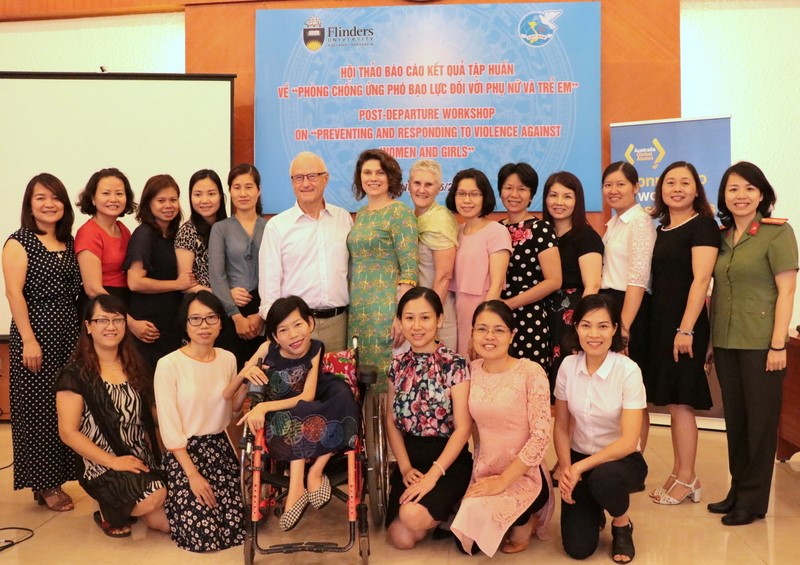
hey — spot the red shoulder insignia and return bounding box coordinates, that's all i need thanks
[761,217,788,225]
[748,221,760,235]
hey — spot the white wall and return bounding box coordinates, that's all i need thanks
[0,12,184,73]
[682,0,800,327]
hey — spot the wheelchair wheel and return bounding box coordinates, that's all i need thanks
[363,388,388,527]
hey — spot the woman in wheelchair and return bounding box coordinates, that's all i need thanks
[236,295,359,531]
[385,287,473,549]
[56,295,169,537]
[153,291,245,551]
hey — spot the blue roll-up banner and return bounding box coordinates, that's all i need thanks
[255,2,601,213]
[610,117,732,213]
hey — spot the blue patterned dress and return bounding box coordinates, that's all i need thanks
[263,339,358,461]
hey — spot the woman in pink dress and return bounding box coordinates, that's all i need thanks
[451,300,553,556]
[446,169,512,357]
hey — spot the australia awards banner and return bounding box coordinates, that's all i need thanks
[610,117,732,213]
[254,2,600,213]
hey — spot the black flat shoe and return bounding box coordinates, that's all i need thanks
[721,509,764,526]
[611,520,635,563]
[707,495,736,514]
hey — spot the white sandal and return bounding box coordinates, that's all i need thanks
[653,477,701,505]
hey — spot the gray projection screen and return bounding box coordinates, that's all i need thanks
[0,72,234,333]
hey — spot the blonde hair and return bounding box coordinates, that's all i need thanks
[408,159,443,188]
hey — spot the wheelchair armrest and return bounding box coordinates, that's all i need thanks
[357,364,379,385]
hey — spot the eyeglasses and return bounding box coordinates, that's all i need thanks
[455,191,483,200]
[501,184,530,194]
[290,172,327,184]
[90,318,126,328]
[472,326,510,337]
[187,314,221,326]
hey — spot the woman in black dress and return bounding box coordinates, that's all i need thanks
[2,173,81,511]
[125,175,196,375]
[542,171,604,392]
[647,162,719,505]
[56,295,169,537]
[498,163,561,372]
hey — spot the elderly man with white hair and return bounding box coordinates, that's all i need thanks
[258,151,352,351]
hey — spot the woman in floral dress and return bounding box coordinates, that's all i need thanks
[347,149,418,382]
[498,163,561,373]
[385,287,472,549]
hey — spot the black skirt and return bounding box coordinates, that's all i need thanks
[81,467,164,529]
[164,432,245,552]
[385,435,472,526]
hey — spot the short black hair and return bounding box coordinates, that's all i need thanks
[396,286,443,319]
[650,161,713,225]
[716,161,776,228]
[602,161,639,186]
[446,168,496,217]
[497,162,539,204]
[264,295,313,342]
[135,174,182,239]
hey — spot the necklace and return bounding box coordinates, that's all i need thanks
[663,213,698,232]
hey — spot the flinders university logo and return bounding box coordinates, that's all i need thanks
[303,16,325,52]
[518,10,562,48]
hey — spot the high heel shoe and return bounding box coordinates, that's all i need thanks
[653,476,701,505]
[649,474,676,499]
[34,487,74,512]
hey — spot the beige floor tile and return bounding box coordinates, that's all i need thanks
[2,422,799,564]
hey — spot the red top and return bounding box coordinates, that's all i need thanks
[74,219,132,288]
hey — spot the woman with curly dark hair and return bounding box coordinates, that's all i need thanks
[347,149,418,384]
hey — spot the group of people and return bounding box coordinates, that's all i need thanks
[3,148,796,562]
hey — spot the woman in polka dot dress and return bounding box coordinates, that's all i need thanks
[498,163,562,372]
[2,174,81,510]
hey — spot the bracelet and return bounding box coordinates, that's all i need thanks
[676,328,694,336]
[431,460,446,476]
[769,345,786,352]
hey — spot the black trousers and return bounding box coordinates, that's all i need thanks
[713,348,785,516]
[560,450,647,560]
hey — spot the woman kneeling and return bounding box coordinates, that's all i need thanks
[555,294,647,563]
[56,295,169,537]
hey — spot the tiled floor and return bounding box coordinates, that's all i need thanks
[2,421,800,564]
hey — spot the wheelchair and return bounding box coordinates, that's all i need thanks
[239,338,389,564]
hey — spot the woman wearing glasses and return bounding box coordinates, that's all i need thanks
[446,169,512,357]
[56,295,168,537]
[154,290,245,551]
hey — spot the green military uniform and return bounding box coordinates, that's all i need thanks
[711,213,798,518]
[712,213,799,349]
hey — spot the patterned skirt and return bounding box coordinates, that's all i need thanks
[164,432,245,552]
[81,467,164,528]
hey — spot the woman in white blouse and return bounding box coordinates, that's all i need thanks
[154,290,245,552]
[599,162,656,455]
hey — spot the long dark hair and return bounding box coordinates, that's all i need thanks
[72,295,151,396]
[20,173,74,242]
[188,169,227,248]
[716,161,777,228]
[650,161,713,225]
[135,174,182,239]
[542,171,591,230]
